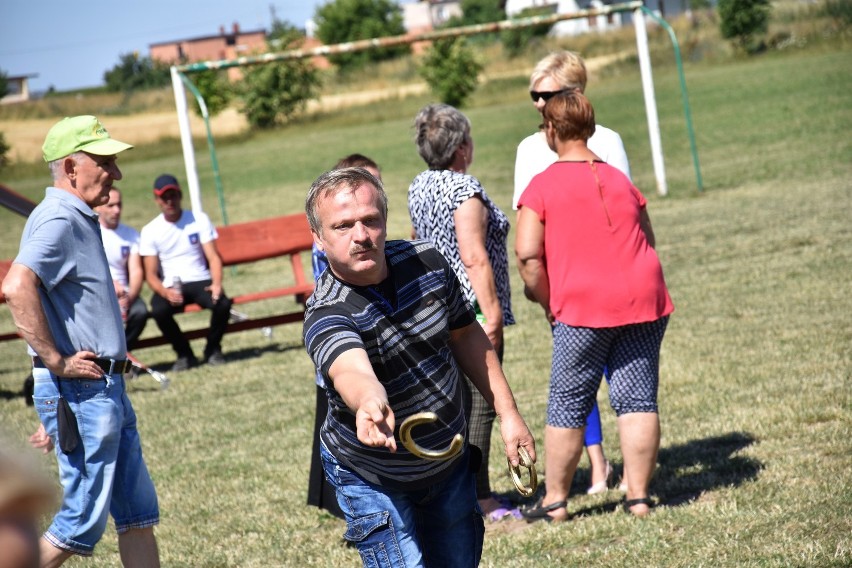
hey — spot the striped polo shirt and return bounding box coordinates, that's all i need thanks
[304,240,477,490]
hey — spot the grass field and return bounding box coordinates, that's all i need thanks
[0,30,850,568]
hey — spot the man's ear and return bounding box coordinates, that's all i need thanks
[63,156,76,178]
[311,230,324,252]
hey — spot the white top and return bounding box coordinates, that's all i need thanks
[512,124,631,209]
[139,209,217,286]
[100,223,140,289]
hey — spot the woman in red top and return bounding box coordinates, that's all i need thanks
[515,91,673,520]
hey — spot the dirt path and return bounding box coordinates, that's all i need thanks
[0,53,627,164]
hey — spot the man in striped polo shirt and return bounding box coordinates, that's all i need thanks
[303,167,535,567]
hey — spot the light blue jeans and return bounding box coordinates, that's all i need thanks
[32,368,159,556]
[320,443,484,568]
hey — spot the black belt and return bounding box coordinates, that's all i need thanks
[32,356,133,375]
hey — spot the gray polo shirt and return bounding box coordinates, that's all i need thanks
[14,187,125,359]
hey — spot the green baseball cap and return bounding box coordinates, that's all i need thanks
[42,115,133,162]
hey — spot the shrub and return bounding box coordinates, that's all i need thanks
[718,0,772,53]
[0,132,11,170]
[240,59,320,129]
[501,6,555,57]
[418,38,483,108]
[190,70,232,117]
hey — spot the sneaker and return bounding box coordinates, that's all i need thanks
[170,355,198,373]
[205,351,226,366]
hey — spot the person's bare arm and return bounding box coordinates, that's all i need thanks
[515,207,553,324]
[448,322,536,467]
[454,198,503,351]
[327,348,397,451]
[142,255,181,305]
[1,263,103,378]
[201,240,224,301]
[126,251,144,303]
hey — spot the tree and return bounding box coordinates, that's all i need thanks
[445,0,505,27]
[103,52,171,92]
[190,70,232,117]
[0,68,8,98]
[314,0,408,69]
[718,0,771,53]
[239,24,321,129]
[501,6,554,57]
[418,38,483,108]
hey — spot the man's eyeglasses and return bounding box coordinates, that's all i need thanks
[529,88,576,103]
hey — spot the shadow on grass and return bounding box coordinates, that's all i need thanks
[139,341,305,373]
[565,431,762,518]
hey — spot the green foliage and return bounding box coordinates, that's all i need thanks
[823,0,852,26]
[0,69,8,98]
[190,70,232,117]
[501,6,554,57]
[103,52,171,92]
[240,59,320,129]
[446,0,505,26]
[0,131,10,170]
[718,0,772,52]
[418,38,483,107]
[314,0,408,69]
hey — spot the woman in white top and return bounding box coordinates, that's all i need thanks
[513,51,631,496]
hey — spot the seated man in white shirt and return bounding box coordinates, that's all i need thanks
[94,187,148,352]
[139,174,232,371]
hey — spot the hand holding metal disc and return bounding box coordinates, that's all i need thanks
[508,446,537,496]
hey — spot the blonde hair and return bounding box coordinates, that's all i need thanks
[529,51,587,93]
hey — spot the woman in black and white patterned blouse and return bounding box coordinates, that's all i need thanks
[408,103,518,522]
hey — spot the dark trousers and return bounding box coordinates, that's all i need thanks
[307,385,344,519]
[125,296,149,351]
[150,279,232,359]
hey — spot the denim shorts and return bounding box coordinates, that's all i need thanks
[32,368,159,556]
[320,442,483,568]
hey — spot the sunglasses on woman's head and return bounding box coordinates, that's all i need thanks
[529,87,576,102]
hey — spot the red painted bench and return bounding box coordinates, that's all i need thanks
[132,212,315,349]
[0,213,316,349]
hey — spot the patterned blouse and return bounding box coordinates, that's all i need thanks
[408,169,514,326]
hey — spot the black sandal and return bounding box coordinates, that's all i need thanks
[623,497,655,515]
[520,498,567,523]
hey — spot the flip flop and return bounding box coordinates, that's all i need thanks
[520,498,567,523]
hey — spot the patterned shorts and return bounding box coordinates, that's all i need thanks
[547,317,669,428]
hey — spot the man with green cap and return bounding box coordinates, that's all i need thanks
[2,115,160,567]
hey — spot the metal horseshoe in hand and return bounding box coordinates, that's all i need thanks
[399,412,464,461]
[508,446,538,497]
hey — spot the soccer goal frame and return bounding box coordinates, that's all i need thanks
[170,1,670,215]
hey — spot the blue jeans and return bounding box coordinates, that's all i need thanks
[32,369,159,556]
[320,443,484,568]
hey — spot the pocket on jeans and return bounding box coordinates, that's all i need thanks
[344,510,390,543]
[33,395,59,437]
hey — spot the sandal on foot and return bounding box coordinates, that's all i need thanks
[623,497,654,515]
[520,499,567,523]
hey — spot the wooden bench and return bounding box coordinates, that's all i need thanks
[0,213,316,349]
[131,212,315,350]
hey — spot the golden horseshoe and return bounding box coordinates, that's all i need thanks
[508,446,537,497]
[399,412,464,461]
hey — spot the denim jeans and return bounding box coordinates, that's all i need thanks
[32,368,159,556]
[320,443,484,568]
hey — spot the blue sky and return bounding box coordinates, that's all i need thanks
[1,0,407,93]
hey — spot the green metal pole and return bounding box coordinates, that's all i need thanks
[178,72,231,224]
[640,6,704,192]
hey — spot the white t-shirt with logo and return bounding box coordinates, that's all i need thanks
[101,223,140,289]
[139,209,217,286]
